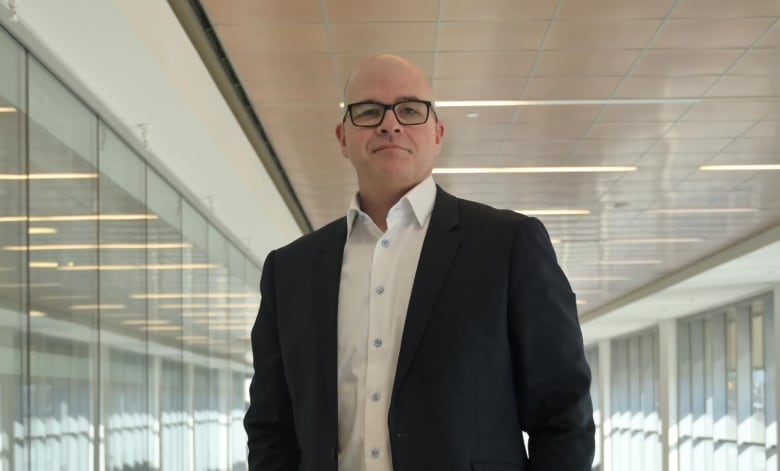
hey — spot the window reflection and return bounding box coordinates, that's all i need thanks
[610,330,661,471]
[1,23,259,471]
[678,294,775,470]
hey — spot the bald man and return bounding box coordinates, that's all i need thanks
[245,55,595,471]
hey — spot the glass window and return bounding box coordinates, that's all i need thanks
[678,293,775,470]
[98,124,150,470]
[28,56,99,471]
[0,26,27,471]
[611,330,660,471]
[2,21,265,470]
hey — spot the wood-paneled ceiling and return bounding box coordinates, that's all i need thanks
[198,0,780,315]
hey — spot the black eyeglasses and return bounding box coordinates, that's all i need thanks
[343,100,435,127]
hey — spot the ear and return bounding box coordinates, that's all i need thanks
[434,120,445,154]
[335,123,349,158]
[435,121,445,144]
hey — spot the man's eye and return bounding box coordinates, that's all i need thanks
[355,108,381,118]
[399,107,419,115]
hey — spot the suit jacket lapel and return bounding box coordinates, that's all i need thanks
[315,219,347,425]
[392,188,461,401]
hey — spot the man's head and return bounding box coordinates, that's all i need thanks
[335,55,445,196]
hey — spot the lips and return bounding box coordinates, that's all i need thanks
[372,143,409,153]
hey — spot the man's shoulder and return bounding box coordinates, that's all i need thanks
[274,216,346,257]
[446,191,531,227]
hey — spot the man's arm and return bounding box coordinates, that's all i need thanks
[508,217,595,470]
[244,250,300,470]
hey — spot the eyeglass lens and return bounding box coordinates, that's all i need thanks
[349,101,430,126]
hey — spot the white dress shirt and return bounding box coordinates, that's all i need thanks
[337,176,436,471]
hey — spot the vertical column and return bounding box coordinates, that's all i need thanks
[773,286,780,471]
[598,340,612,471]
[659,320,678,471]
[736,303,753,469]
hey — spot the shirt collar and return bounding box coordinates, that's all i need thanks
[345,175,436,236]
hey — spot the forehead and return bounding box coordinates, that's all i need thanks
[345,58,433,103]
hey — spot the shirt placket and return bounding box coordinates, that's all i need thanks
[364,219,399,470]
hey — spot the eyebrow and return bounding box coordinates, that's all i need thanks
[352,96,426,105]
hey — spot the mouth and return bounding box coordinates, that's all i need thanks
[372,144,409,153]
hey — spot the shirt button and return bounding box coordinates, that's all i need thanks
[373,338,382,348]
[371,448,380,459]
[371,392,381,401]
[375,286,385,295]
[381,239,390,248]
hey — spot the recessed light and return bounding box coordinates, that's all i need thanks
[465,113,480,118]
[648,208,757,214]
[700,164,780,171]
[516,209,591,216]
[433,166,636,174]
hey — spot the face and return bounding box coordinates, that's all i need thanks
[335,56,445,195]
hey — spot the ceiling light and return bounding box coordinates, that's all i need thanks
[121,319,170,325]
[576,300,587,305]
[178,335,210,341]
[181,311,228,318]
[515,209,591,216]
[434,98,701,107]
[158,302,257,309]
[700,164,780,171]
[142,325,183,332]
[587,260,663,265]
[29,261,58,268]
[71,304,126,310]
[0,214,159,223]
[568,276,630,281]
[0,107,17,112]
[131,292,257,299]
[0,282,61,288]
[28,227,58,235]
[0,173,98,180]
[3,242,193,251]
[465,113,480,118]
[58,263,219,271]
[607,238,703,244]
[433,166,636,174]
[29,310,47,317]
[648,208,757,214]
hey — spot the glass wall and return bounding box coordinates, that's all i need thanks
[610,329,661,471]
[0,25,259,470]
[678,292,776,471]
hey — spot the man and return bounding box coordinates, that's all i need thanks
[245,54,595,471]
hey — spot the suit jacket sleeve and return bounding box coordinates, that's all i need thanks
[509,217,595,470]
[244,250,300,470]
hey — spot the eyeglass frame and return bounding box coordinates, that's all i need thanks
[342,99,438,127]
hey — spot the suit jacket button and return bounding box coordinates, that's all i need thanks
[330,448,337,460]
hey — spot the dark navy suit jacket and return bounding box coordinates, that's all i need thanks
[245,187,595,470]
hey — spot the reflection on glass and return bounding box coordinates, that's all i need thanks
[677,295,775,471]
[0,25,26,471]
[726,309,738,442]
[611,330,660,471]
[28,56,99,470]
[2,21,260,471]
[99,124,149,470]
[750,301,765,469]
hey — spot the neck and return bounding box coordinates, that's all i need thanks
[357,184,413,232]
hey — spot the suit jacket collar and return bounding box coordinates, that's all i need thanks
[392,186,461,401]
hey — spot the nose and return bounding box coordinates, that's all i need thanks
[376,108,402,134]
